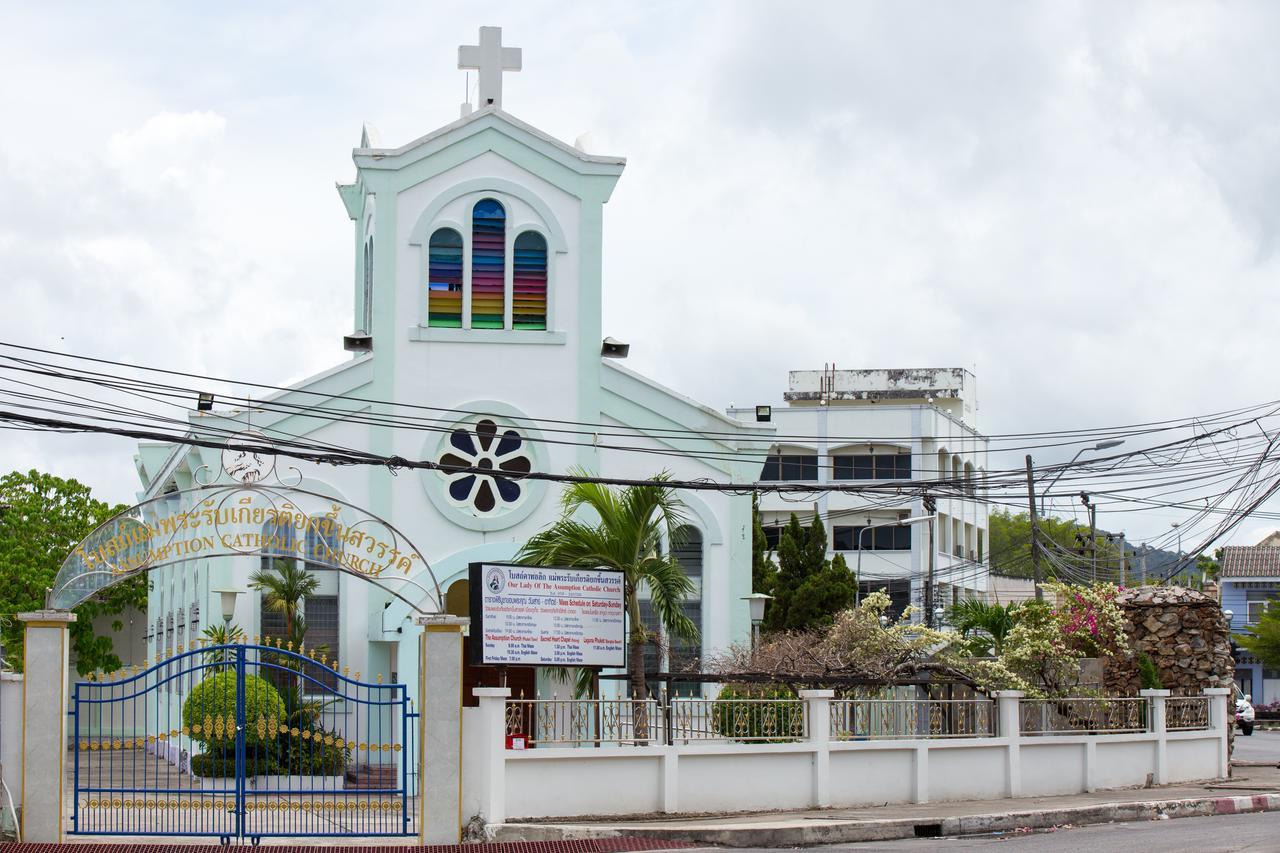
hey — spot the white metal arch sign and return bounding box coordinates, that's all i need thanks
[47,436,442,614]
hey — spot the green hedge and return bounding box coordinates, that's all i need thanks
[182,671,286,749]
[711,684,805,742]
[190,747,280,779]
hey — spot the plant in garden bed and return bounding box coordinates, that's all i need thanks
[711,684,805,742]
[281,728,351,776]
[183,670,286,777]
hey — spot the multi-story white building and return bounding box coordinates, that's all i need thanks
[728,368,990,621]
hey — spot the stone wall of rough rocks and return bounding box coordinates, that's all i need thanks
[1104,585,1234,696]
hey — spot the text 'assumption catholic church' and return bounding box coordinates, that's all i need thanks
[132,27,990,697]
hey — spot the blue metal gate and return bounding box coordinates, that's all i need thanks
[70,641,417,842]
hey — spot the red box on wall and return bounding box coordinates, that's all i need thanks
[506,734,528,750]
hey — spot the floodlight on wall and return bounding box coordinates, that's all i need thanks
[601,337,630,358]
[343,332,373,353]
[196,392,215,412]
[755,405,772,423]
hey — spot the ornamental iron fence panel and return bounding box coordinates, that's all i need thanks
[1166,696,1211,731]
[505,698,660,746]
[1019,697,1147,735]
[830,698,996,740]
[70,642,415,843]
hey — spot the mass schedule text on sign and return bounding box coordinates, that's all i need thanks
[469,563,627,667]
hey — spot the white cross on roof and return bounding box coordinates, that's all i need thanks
[458,26,522,111]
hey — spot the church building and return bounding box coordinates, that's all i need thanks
[133,28,775,705]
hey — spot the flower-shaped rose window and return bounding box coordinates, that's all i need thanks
[438,419,533,514]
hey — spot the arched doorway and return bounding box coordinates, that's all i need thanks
[444,578,535,706]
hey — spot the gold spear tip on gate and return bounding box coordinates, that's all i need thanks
[376,673,383,684]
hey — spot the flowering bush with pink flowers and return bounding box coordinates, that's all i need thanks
[1042,581,1130,659]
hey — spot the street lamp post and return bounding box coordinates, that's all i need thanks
[855,514,935,623]
[1039,439,1126,517]
[741,593,773,650]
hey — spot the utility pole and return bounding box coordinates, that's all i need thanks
[1113,532,1127,585]
[923,495,937,626]
[1140,547,1148,585]
[1025,455,1043,601]
[1082,494,1097,583]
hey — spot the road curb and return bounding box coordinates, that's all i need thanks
[494,793,1280,847]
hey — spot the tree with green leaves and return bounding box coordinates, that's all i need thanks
[750,496,777,599]
[988,509,1121,579]
[249,557,319,646]
[517,476,698,703]
[763,513,855,632]
[946,599,1019,656]
[0,469,146,674]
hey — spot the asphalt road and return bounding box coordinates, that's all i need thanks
[723,810,1280,851]
[1233,728,1280,763]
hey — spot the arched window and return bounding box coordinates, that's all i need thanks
[670,526,703,673]
[513,231,547,330]
[427,228,463,328]
[470,199,506,328]
[361,235,374,333]
[306,520,343,569]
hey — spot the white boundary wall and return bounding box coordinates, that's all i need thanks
[462,688,1231,824]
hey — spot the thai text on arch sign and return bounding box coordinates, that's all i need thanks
[468,563,626,667]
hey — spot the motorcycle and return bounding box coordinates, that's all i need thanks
[1236,692,1255,736]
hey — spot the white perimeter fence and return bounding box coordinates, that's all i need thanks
[462,687,1231,823]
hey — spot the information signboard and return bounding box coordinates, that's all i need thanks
[468,563,626,667]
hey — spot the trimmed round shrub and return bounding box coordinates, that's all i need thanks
[183,670,286,750]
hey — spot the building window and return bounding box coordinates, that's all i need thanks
[833,453,911,480]
[513,231,547,330]
[671,527,703,671]
[470,198,506,329]
[361,235,374,333]
[833,525,912,551]
[760,453,818,481]
[258,518,341,692]
[427,227,463,328]
[1248,600,1271,624]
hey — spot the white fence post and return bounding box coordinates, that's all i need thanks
[995,691,1023,798]
[1203,687,1232,779]
[474,687,511,825]
[17,611,75,844]
[800,690,834,807]
[1140,688,1170,784]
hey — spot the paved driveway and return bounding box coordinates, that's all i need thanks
[1233,729,1280,764]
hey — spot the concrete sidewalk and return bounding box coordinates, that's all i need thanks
[493,765,1280,847]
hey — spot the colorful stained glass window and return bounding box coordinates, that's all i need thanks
[513,231,547,330]
[470,199,506,329]
[427,228,463,328]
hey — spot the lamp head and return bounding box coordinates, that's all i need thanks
[742,592,773,624]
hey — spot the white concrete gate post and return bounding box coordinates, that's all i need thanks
[17,611,76,843]
[417,614,468,844]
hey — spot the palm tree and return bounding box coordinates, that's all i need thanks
[946,599,1019,656]
[517,477,699,704]
[249,557,319,641]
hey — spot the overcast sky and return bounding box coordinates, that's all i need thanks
[3,1,1279,552]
